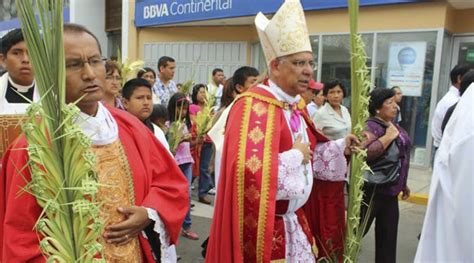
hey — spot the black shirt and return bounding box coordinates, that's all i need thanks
[5,80,35,103]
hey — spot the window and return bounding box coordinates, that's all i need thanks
[320,34,373,107]
[374,31,437,165]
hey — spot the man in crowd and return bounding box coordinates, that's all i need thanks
[153,56,177,106]
[208,68,225,110]
[206,0,357,261]
[415,80,474,262]
[1,24,188,262]
[0,28,37,114]
[303,79,324,118]
[431,64,470,154]
[391,86,403,124]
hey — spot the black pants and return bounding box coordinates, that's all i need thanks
[361,187,399,263]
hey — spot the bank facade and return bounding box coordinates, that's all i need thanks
[127,0,474,168]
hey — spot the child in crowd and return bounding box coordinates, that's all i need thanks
[168,92,199,240]
[121,78,170,152]
[150,103,169,134]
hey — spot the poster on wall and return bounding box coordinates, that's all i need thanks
[387,41,427,97]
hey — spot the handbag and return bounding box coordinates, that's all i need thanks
[363,140,401,186]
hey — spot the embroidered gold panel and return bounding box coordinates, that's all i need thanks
[92,140,142,263]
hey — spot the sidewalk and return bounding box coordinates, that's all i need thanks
[177,166,433,262]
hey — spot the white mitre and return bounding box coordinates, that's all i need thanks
[255,0,312,64]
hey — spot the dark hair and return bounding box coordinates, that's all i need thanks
[137,67,156,79]
[450,64,472,85]
[168,92,191,128]
[122,78,152,100]
[323,79,346,97]
[460,70,474,96]
[191,83,207,105]
[157,56,175,72]
[391,86,401,91]
[220,78,235,109]
[64,23,102,54]
[105,60,120,75]
[150,104,168,123]
[0,28,24,56]
[368,88,395,117]
[232,66,259,89]
[212,68,223,76]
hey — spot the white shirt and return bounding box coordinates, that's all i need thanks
[207,82,223,111]
[431,86,460,147]
[306,101,322,120]
[313,103,352,140]
[415,84,474,262]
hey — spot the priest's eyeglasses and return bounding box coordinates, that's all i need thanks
[290,59,317,70]
[66,56,107,72]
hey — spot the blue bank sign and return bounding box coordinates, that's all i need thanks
[135,0,421,27]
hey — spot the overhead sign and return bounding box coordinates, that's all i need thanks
[135,0,421,27]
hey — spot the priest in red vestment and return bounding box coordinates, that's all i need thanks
[205,0,357,262]
[0,24,188,262]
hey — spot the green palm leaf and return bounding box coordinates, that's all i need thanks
[16,0,104,261]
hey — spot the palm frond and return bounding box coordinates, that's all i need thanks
[17,0,104,261]
[343,0,371,261]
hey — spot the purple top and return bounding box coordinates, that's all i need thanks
[365,117,412,196]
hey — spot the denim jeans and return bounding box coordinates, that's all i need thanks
[179,163,192,230]
[198,142,214,198]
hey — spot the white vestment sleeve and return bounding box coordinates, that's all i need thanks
[145,208,177,263]
[313,138,347,181]
[276,149,306,200]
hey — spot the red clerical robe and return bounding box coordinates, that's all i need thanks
[206,86,328,262]
[0,106,188,262]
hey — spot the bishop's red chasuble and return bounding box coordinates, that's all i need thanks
[206,86,329,262]
[0,107,188,262]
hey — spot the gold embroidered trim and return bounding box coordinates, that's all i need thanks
[270,259,285,263]
[246,155,263,174]
[248,126,265,145]
[252,102,268,117]
[256,104,276,263]
[238,92,285,109]
[117,142,136,205]
[237,96,253,257]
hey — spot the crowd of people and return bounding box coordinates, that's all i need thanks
[0,0,472,262]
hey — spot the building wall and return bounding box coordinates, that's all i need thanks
[306,2,448,34]
[445,7,474,34]
[70,0,108,55]
[128,2,461,63]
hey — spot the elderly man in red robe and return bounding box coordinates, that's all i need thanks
[205,0,357,262]
[0,24,188,262]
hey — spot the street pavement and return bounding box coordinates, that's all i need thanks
[177,166,431,262]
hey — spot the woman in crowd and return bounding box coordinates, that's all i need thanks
[137,67,157,87]
[313,79,351,139]
[168,92,199,240]
[103,60,124,109]
[362,88,412,263]
[189,84,216,202]
[311,79,352,260]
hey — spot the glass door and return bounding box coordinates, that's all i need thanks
[451,36,474,69]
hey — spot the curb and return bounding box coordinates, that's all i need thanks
[399,193,428,206]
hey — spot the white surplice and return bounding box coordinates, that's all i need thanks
[415,84,474,262]
[0,73,39,114]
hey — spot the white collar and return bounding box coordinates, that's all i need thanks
[75,102,119,145]
[448,86,460,97]
[8,76,35,93]
[267,79,301,105]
